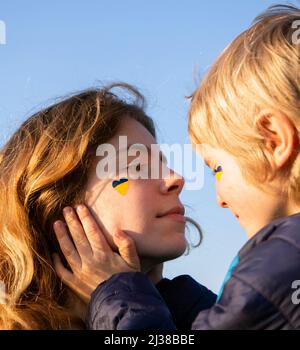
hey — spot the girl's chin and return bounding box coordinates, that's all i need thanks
[140,242,187,262]
[161,243,188,261]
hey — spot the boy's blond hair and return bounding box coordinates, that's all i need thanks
[188,4,300,203]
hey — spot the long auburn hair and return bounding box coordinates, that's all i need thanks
[0,83,156,329]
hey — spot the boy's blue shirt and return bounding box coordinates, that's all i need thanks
[217,254,239,302]
[85,212,300,330]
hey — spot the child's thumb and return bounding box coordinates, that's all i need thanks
[113,230,141,271]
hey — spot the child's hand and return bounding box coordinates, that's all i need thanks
[52,204,141,303]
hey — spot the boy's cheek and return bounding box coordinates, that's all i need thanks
[216,181,237,207]
[215,179,226,196]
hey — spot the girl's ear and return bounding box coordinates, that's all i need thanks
[255,109,298,169]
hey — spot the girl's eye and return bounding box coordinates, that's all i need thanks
[128,163,146,172]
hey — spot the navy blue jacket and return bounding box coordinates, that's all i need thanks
[85,213,300,330]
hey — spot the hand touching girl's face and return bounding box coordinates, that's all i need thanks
[84,116,187,270]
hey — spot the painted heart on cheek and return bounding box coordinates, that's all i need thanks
[112,178,129,196]
[215,166,223,181]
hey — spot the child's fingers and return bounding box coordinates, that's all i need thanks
[63,207,93,257]
[113,230,141,271]
[52,253,90,301]
[52,253,75,285]
[75,204,111,253]
[53,253,92,303]
[53,220,81,268]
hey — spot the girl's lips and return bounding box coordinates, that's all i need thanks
[160,213,186,223]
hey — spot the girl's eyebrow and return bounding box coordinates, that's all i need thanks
[116,144,151,154]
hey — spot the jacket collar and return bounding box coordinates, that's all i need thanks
[238,211,300,258]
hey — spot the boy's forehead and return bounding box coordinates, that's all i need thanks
[197,144,224,166]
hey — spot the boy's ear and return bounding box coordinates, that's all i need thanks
[255,109,298,169]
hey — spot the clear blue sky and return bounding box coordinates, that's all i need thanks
[0,0,292,293]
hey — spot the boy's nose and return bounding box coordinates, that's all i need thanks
[217,194,228,208]
[161,169,185,195]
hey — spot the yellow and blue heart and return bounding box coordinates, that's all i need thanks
[112,178,129,196]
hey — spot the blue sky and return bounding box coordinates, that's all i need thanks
[0,0,293,293]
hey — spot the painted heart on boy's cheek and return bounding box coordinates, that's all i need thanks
[215,171,223,181]
[215,166,223,181]
[112,178,129,196]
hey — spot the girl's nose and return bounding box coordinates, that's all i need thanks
[160,169,185,195]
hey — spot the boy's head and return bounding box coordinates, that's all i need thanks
[189,4,300,237]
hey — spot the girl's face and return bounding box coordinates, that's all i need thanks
[84,117,187,271]
[200,144,291,238]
